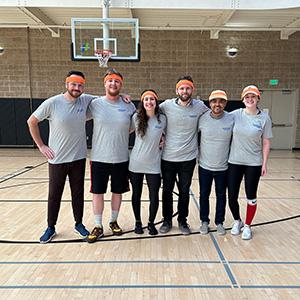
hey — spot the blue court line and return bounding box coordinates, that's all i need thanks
[0,284,232,289]
[0,260,220,265]
[229,261,300,265]
[0,253,300,265]
[0,284,299,289]
[241,285,300,289]
[209,234,239,288]
[1,260,299,265]
[189,188,239,288]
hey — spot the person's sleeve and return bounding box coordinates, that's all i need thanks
[33,99,52,121]
[263,114,273,139]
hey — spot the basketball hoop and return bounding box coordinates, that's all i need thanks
[95,49,112,67]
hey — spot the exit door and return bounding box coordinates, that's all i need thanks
[259,90,297,150]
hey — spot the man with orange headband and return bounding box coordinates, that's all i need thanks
[159,75,208,235]
[87,68,136,243]
[198,90,234,236]
[27,70,94,243]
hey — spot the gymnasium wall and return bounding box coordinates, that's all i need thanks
[0,28,299,147]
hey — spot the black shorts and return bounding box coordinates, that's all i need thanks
[90,161,130,194]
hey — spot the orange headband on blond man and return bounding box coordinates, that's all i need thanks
[176,80,194,90]
[66,75,85,84]
[104,73,123,83]
[141,91,158,101]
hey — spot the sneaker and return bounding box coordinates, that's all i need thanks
[87,226,104,243]
[231,220,244,235]
[109,221,123,236]
[199,221,209,235]
[178,221,191,235]
[216,224,226,236]
[40,226,56,244]
[74,223,90,238]
[148,222,158,235]
[242,225,252,240]
[134,221,144,234]
[159,220,172,234]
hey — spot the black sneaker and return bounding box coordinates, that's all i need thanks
[109,221,123,236]
[40,226,56,244]
[159,220,172,234]
[134,221,144,234]
[87,226,104,243]
[178,221,191,235]
[148,222,158,235]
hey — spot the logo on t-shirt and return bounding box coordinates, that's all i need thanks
[189,114,197,118]
[155,125,162,129]
[118,108,126,112]
[222,127,232,131]
[252,122,262,130]
[77,108,84,113]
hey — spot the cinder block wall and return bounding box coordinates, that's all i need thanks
[0,28,299,146]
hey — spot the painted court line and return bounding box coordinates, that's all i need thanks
[1,260,298,265]
[0,260,220,265]
[0,284,299,289]
[189,188,239,288]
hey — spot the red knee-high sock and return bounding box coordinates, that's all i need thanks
[245,202,257,225]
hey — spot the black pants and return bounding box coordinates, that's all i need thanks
[227,163,261,220]
[130,172,161,223]
[161,158,196,223]
[199,166,227,225]
[48,159,86,227]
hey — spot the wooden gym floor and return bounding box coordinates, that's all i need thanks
[0,149,299,299]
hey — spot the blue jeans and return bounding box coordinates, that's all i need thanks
[198,166,227,225]
[161,158,196,223]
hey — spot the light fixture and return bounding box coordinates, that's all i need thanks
[226,47,238,58]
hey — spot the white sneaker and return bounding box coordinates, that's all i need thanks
[231,220,244,235]
[242,225,252,240]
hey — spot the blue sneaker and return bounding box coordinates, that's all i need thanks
[74,223,89,238]
[40,227,56,244]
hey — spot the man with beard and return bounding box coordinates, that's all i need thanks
[87,68,136,243]
[159,75,208,235]
[27,70,93,243]
[198,90,234,236]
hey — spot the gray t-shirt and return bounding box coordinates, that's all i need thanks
[160,98,208,162]
[33,93,94,164]
[129,113,167,174]
[229,108,273,166]
[89,96,136,163]
[198,110,234,171]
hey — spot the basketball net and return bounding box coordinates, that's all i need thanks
[95,49,112,68]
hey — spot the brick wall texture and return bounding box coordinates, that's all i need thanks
[0,28,299,146]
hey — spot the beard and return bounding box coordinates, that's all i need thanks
[178,93,192,102]
[67,89,82,98]
[107,90,120,97]
[106,86,121,97]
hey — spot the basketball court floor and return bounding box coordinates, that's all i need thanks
[0,149,299,299]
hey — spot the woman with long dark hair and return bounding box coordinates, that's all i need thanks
[129,89,166,235]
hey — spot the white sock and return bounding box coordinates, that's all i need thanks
[94,214,103,227]
[110,210,119,222]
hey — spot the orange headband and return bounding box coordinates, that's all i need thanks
[104,74,123,83]
[176,80,194,90]
[141,91,158,101]
[66,75,85,84]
